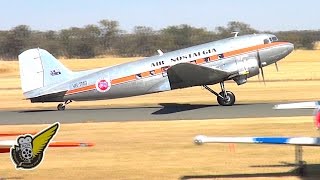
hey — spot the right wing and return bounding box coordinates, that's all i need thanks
[194,135,320,146]
[274,101,320,129]
[274,101,320,109]
[167,63,231,89]
[0,140,94,154]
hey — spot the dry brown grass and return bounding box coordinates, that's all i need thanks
[0,117,318,180]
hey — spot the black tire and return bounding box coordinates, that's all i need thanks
[57,103,65,111]
[217,91,235,106]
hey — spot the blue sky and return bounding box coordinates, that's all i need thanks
[1,0,319,32]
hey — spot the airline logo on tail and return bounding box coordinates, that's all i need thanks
[50,69,61,76]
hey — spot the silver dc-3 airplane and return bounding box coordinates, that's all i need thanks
[18,33,294,110]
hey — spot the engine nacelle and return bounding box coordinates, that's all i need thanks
[233,57,260,85]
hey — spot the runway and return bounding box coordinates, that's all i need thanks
[0,103,313,125]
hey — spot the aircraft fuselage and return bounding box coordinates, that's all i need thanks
[24,34,294,104]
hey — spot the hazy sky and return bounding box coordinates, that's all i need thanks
[1,0,319,32]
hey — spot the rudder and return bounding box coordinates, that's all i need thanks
[19,48,72,93]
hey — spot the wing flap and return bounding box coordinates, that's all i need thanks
[167,63,230,89]
[194,135,320,146]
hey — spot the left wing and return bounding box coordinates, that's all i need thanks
[167,63,231,89]
[194,135,320,146]
[274,101,320,129]
[274,101,320,109]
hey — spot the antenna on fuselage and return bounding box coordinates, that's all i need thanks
[231,32,239,37]
[157,49,164,56]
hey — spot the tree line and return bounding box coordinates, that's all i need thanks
[0,20,319,60]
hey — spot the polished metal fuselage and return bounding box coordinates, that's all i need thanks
[26,34,294,102]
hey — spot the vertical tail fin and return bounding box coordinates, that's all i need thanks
[18,48,72,93]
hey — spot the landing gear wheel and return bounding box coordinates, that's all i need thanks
[56,100,72,111]
[57,103,65,111]
[217,91,235,106]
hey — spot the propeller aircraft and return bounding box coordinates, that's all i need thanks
[18,34,293,110]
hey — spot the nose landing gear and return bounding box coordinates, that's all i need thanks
[203,82,235,106]
[57,100,72,111]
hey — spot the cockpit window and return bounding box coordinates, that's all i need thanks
[268,36,279,43]
[271,36,278,42]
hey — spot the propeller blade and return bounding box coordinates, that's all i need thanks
[260,66,265,85]
[275,62,279,72]
[257,51,266,85]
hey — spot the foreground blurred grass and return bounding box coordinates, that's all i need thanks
[0,117,318,179]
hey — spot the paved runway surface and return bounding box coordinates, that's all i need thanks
[0,103,313,125]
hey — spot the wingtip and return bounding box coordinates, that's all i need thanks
[194,135,207,145]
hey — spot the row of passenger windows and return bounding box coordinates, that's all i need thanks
[134,54,224,79]
[135,67,168,79]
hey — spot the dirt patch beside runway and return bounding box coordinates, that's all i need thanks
[0,117,319,179]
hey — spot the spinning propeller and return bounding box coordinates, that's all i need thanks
[257,51,280,84]
[275,62,279,72]
[257,51,265,84]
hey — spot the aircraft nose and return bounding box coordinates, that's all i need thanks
[286,43,294,54]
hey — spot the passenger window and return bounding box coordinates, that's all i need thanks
[161,66,170,77]
[272,36,278,42]
[161,66,170,72]
[136,73,142,79]
[150,70,156,76]
[190,60,196,64]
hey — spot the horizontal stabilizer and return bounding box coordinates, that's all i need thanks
[274,101,320,109]
[168,63,230,89]
[194,135,320,146]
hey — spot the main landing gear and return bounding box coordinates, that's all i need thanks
[203,82,235,106]
[57,100,72,111]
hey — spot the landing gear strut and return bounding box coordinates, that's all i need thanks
[57,100,72,111]
[203,82,236,106]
